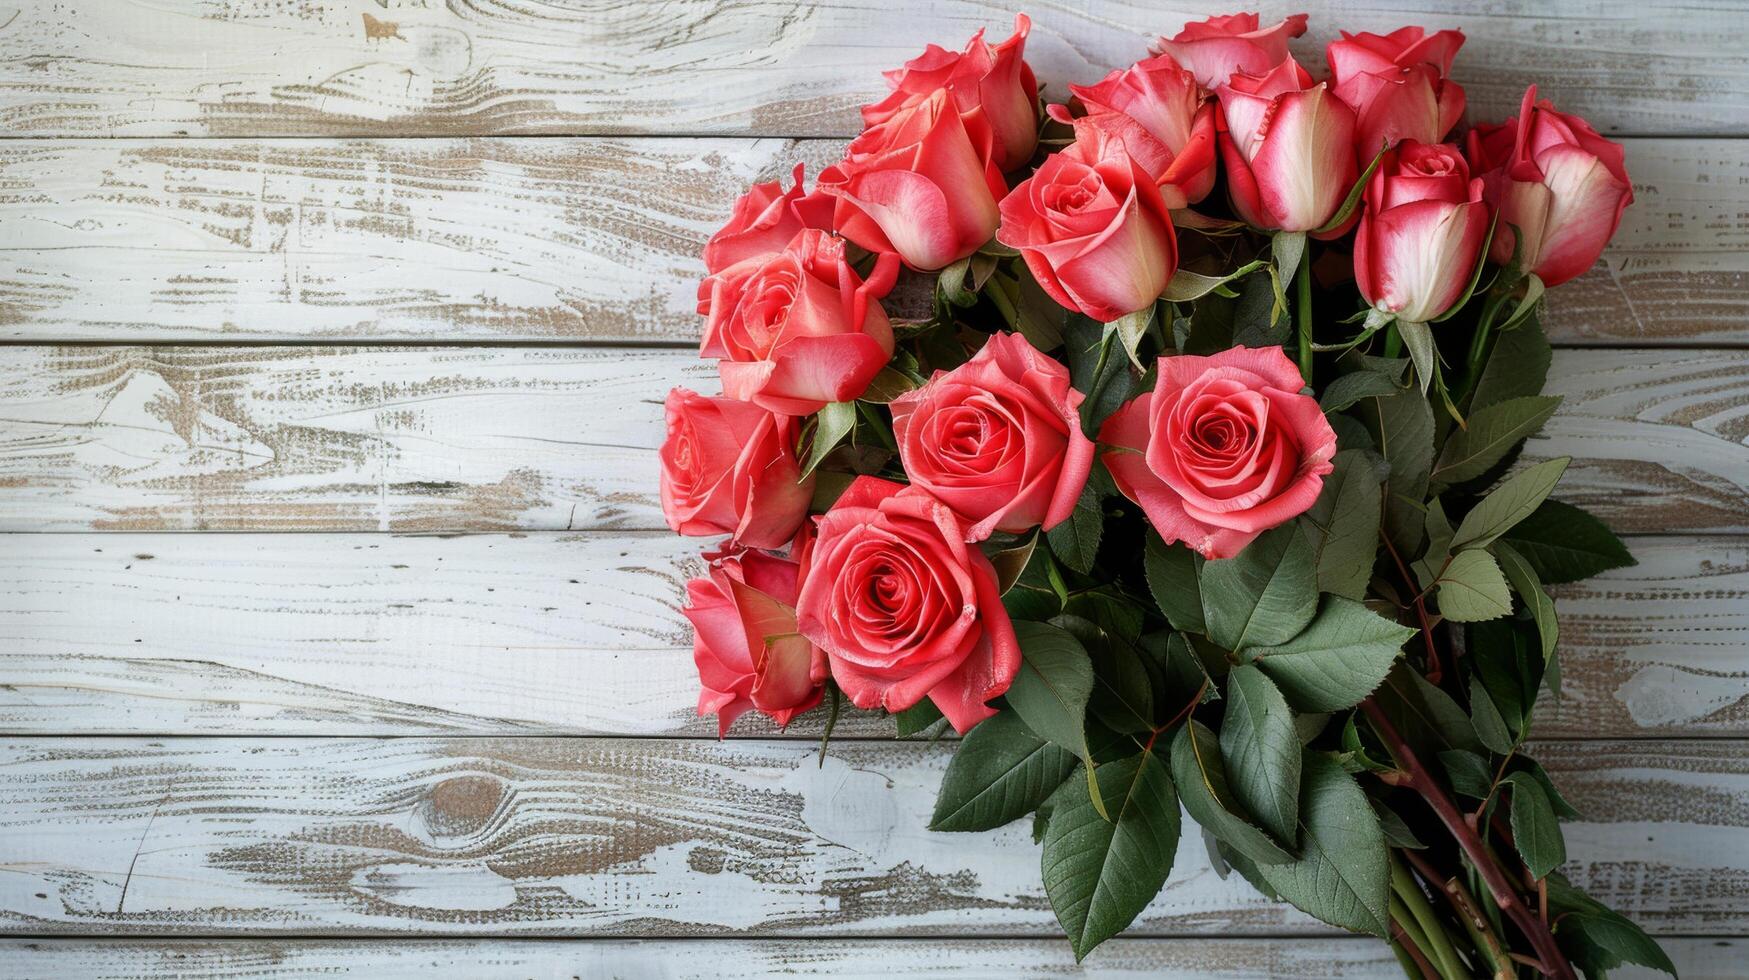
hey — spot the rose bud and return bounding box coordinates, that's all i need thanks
[1046,54,1218,208]
[1354,142,1491,323]
[1466,85,1633,287]
[1328,27,1467,160]
[1217,58,1360,234]
[1100,346,1336,560]
[797,477,1021,733]
[821,88,1007,271]
[699,228,899,415]
[685,548,826,735]
[702,163,834,275]
[890,331,1095,541]
[1149,11,1310,91]
[996,122,1178,321]
[659,388,814,550]
[862,13,1039,172]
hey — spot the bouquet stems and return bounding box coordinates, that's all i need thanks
[1295,251,1315,384]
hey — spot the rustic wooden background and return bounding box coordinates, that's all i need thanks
[0,2,1744,976]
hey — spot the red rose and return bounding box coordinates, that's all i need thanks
[1355,142,1491,323]
[1328,27,1467,160]
[1150,11,1309,91]
[797,477,1020,733]
[1466,86,1633,287]
[890,331,1095,541]
[1100,346,1336,559]
[659,388,813,550]
[1047,54,1218,208]
[862,13,1039,172]
[1217,59,1360,234]
[821,88,1007,271]
[702,163,834,275]
[699,229,898,415]
[685,548,826,735]
[997,122,1178,321]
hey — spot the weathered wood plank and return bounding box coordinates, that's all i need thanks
[0,346,1743,534]
[0,532,1737,740]
[1,2,1742,138]
[0,737,1738,936]
[0,937,1732,979]
[0,138,1739,345]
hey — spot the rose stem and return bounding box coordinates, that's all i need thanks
[1404,845,1515,980]
[1392,854,1471,979]
[1456,286,1511,406]
[1390,901,1444,980]
[1295,248,1316,385]
[1361,698,1577,979]
[1388,939,1427,980]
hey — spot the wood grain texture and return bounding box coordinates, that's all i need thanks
[1,2,1743,138]
[1,346,1745,534]
[0,137,1740,346]
[0,737,1739,937]
[0,531,1738,740]
[0,937,1733,979]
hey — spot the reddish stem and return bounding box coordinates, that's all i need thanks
[1361,699,1575,979]
[1378,530,1444,683]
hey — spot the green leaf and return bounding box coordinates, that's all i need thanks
[1432,395,1562,486]
[1144,532,1205,634]
[1041,750,1181,961]
[1438,748,1494,799]
[1396,319,1437,394]
[1374,664,1484,757]
[1494,541,1559,663]
[800,401,856,478]
[1451,457,1570,550]
[1470,313,1552,412]
[1047,483,1104,575]
[1497,273,1545,334]
[1246,597,1413,713]
[986,531,1039,596]
[1511,758,1581,820]
[1220,665,1301,845]
[1002,544,1063,622]
[1201,524,1318,652]
[1370,799,1426,850]
[1468,674,1517,755]
[1257,752,1391,936]
[1313,144,1387,236]
[1546,873,1677,977]
[1055,614,1154,736]
[931,711,1078,832]
[1299,449,1386,600]
[1320,370,1401,413]
[938,257,975,306]
[1361,385,1435,555]
[859,365,921,403]
[1170,721,1294,866]
[1505,771,1566,879]
[1067,317,1140,439]
[1006,621,1096,771]
[1500,499,1636,584]
[1106,306,1155,371]
[894,699,945,737]
[1435,549,1513,622]
[1162,259,1269,302]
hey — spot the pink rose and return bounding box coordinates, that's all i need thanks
[702,163,834,275]
[1150,11,1309,90]
[797,477,1021,733]
[863,13,1040,172]
[686,548,826,735]
[1355,142,1491,323]
[1466,86,1633,287]
[659,388,813,550]
[699,228,898,415]
[1100,346,1336,559]
[1328,27,1467,160]
[890,331,1095,541]
[1217,59,1360,234]
[821,88,1007,271]
[996,122,1178,321]
[1047,54,1218,207]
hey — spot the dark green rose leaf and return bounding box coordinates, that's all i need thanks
[1170,721,1294,866]
[1494,541,1559,662]
[1470,314,1552,412]
[1500,498,1636,584]
[800,400,857,478]
[1450,457,1569,550]
[1299,449,1387,600]
[1505,770,1566,880]
[1468,674,1517,754]
[894,699,945,737]
[1438,748,1495,799]
[1201,524,1318,652]
[1047,483,1105,575]
[1257,752,1391,937]
[1055,614,1154,735]
[1041,750,1181,961]
[1432,395,1561,486]
[1359,385,1435,555]
[1220,665,1301,845]
[1320,369,1402,413]
[1007,621,1095,764]
[1067,317,1141,439]
[1144,532,1205,634]
[1434,549,1513,622]
[1247,597,1413,712]
[1547,873,1677,977]
[1374,665,1484,757]
[931,711,1079,832]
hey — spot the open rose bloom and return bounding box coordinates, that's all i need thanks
[668,10,1661,972]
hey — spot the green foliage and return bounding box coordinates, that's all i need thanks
[1500,498,1636,584]
[1470,314,1552,411]
[1201,525,1318,651]
[1547,873,1678,977]
[1047,481,1104,575]
[1220,666,1301,845]
[1246,597,1414,712]
[1450,457,1569,550]
[931,711,1078,832]
[1144,532,1205,634]
[1170,721,1294,866]
[1055,614,1154,735]
[1298,450,1387,600]
[1040,749,1181,961]
[1433,549,1513,622]
[1006,621,1096,771]
[800,400,856,478]
[1066,317,1142,439]
[1431,395,1561,486]
[1256,752,1391,936]
[1360,384,1436,555]
[1505,771,1566,879]
[894,700,945,737]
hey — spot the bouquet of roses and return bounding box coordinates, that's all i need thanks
[660,10,1671,978]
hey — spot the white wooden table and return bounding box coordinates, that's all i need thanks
[0,2,1745,976]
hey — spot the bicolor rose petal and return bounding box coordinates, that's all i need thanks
[1217,59,1360,234]
[1328,27,1467,160]
[1049,54,1218,207]
[1150,11,1310,91]
[864,13,1040,172]
[1355,142,1492,323]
